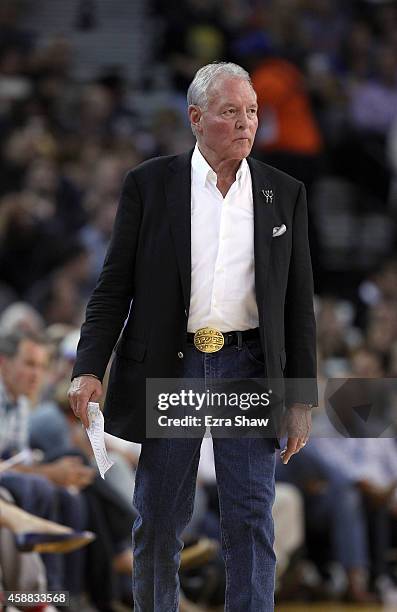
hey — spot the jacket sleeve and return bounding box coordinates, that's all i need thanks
[284,182,318,407]
[72,171,142,381]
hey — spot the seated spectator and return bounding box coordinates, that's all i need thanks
[276,438,376,603]
[0,485,47,599]
[0,330,94,599]
[348,45,397,137]
[0,484,94,554]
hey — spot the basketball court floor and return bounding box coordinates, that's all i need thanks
[210,605,392,611]
[277,605,393,611]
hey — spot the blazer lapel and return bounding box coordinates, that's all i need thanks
[165,150,193,313]
[248,157,276,314]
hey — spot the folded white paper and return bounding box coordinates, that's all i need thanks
[86,402,114,479]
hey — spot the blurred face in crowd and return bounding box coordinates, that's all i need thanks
[24,159,58,196]
[0,339,50,402]
[351,349,383,378]
[189,76,258,166]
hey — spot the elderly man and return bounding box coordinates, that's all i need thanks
[69,62,317,611]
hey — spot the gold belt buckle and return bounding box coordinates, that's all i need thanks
[193,327,224,353]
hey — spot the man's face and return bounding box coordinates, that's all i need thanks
[189,76,258,163]
[1,340,50,401]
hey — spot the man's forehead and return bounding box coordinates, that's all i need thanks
[207,77,257,104]
[17,339,49,358]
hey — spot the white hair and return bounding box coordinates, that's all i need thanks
[187,61,253,109]
[0,302,45,334]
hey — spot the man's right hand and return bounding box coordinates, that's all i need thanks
[68,375,103,429]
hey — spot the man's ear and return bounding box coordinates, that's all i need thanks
[188,105,202,134]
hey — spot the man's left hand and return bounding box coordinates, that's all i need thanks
[280,403,312,464]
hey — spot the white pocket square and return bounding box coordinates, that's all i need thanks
[272,224,287,237]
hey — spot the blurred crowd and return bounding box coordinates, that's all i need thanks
[2,0,397,608]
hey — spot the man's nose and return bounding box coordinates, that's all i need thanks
[236,112,249,129]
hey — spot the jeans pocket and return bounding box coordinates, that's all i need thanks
[244,339,265,367]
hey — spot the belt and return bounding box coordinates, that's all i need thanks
[187,327,259,353]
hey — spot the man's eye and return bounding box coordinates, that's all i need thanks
[248,108,257,115]
[223,109,235,115]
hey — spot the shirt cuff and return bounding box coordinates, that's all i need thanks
[72,373,100,381]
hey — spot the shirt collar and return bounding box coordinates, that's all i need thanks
[191,143,249,188]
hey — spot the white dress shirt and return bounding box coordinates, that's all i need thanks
[187,144,259,333]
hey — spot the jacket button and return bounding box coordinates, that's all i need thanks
[178,351,184,359]
[184,309,187,317]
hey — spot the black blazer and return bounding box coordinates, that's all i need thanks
[72,150,318,443]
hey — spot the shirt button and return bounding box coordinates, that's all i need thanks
[178,351,184,359]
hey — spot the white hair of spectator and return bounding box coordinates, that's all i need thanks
[187,62,254,136]
[0,303,45,334]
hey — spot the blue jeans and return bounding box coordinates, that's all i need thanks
[132,338,277,611]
